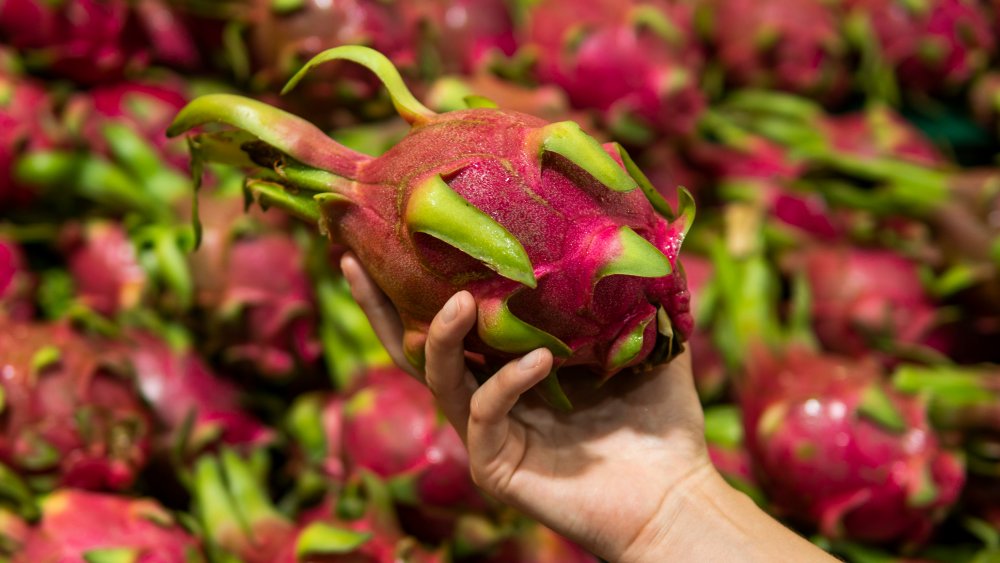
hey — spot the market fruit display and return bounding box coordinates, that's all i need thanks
[2,0,1000,560]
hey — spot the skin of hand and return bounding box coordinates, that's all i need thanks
[341,252,836,563]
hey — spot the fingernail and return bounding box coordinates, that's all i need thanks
[519,349,542,371]
[442,294,460,323]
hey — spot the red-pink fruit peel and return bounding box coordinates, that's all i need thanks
[168,46,694,407]
[741,347,965,544]
[0,321,151,492]
[526,0,705,139]
[15,489,203,562]
[128,330,273,454]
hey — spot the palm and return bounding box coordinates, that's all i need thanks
[477,355,708,555]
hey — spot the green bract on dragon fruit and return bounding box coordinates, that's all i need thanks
[167,46,694,407]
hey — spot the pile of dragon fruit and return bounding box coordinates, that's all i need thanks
[2,0,1000,560]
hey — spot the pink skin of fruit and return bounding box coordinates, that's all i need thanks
[0,0,197,84]
[126,331,273,452]
[821,108,945,168]
[218,233,323,377]
[271,494,446,563]
[801,246,947,358]
[15,489,203,563]
[327,109,692,375]
[62,221,146,317]
[0,321,152,491]
[845,0,995,92]
[67,79,191,170]
[0,71,57,207]
[400,0,518,74]
[693,136,843,241]
[0,237,33,321]
[527,0,705,137]
[341,368,481,509]
[708,0,848,98]
[740,347,965,544]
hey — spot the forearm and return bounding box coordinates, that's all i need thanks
[619,467,837,563]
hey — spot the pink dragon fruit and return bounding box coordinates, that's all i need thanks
[524,0,705,140]
[60,221,146,317]
[64,78,191,171]
[0,0,198,84]
[0,320,152,491]
[276,482,447,563]
[740,346,965,544]
[15,489,204,562]
[845,0,995,93]
[126,330,273,456]
[0,237,33,321]
[797,245,949,358]
[341,368,481,510]
[186,189,321,379]
[398,0,518,75]
[0,64,59,207]
[168,46,694,406]
[701,0,849,99]
[691,126,843,241]
[820,106,945,168]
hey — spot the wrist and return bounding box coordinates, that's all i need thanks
[619,465,835,563]
[614,460,721,563]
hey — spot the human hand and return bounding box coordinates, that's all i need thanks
[341,252,714,562]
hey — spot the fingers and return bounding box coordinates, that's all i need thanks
[424,291,478,441]
[340,252,412,374]
[467,348,552,465]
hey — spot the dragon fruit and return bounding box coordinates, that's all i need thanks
[691,123,844,241]
[701,0,848,99]
[0,237,33,321]
[0,65,59,208]
[182,184,321,379]
[0,0,198,84]
[0,320,152,491]
[844,0,995,94]
[61,221,146,317]
[126,330,273,456]
[820,106,945,168]
[524,0,705,141]
[398,0,518,75]
[740,346,965,544]
[168,46,694,405]
[275,481,447,563]
[15,489,204,562]
[341,368,481,510]
[797,245,949,359]
[64,78,192,171]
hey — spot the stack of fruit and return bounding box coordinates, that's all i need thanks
[2,0,1000,560]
